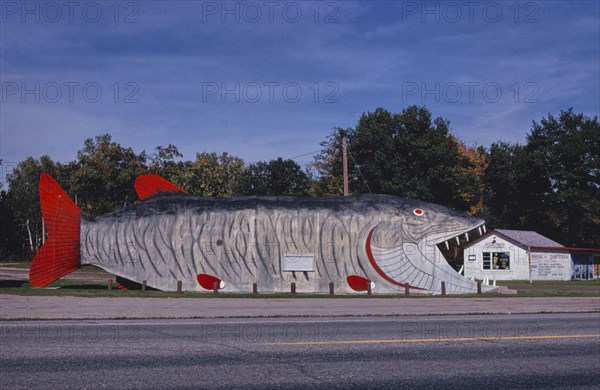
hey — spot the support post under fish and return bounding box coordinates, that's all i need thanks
[404,285,409,296]
[252,283,257,294]
[441,281,446,296]
[329,282,334,296]
[291,282,296,294]
[477,281,482,295]
[177,280,182,293]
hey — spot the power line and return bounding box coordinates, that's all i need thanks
[348,149,372,193]
[287,149,324,160]
[285,144,373,194]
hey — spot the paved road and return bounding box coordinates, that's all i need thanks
[1,294,599,319]
[1,313,599,389]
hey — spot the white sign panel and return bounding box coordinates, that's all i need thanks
[530,251,571,281]
[282,253,315,272]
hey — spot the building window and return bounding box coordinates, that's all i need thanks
[483,252,510,270]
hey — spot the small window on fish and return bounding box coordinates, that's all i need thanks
[413,209,424,216]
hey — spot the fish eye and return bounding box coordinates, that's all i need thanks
[413,209,424,216]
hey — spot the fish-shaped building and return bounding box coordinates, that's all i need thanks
[30,173,496,294]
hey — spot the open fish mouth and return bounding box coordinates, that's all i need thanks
[366,220,488,292]
[425,221,487,249]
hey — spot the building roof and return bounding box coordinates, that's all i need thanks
[465,229,600,253]
[494,229,563,247]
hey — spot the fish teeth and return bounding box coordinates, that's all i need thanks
[431,222,485,247]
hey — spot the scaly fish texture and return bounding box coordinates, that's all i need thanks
[32,173,496,294]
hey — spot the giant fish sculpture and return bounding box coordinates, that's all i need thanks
[30,173,495,294]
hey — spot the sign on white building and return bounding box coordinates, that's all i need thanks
[463,229,598,281]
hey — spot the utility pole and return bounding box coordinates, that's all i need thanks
[342,137,349,196]
[527,244,532,284]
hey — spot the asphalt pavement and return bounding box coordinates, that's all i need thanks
[1,294,599,320]
[1,313,599,389]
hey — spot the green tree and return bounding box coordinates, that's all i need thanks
[4,156,65,258]
[525,109,600,246]
[149,144,187,187]
[483,109,599,247]
[0,187,21,260]
[237,158,310,196]
[455,142,488,215]
[483,142,524,228]
[182,152,244,197]
[311,129,349,196]
[314,106,483,212]
[71,134,148,215]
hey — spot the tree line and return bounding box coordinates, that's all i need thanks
[1,105,598,261]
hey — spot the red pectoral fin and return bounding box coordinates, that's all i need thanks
[347,275,371,292]
[134,174,188,200]
[197,274,224,290]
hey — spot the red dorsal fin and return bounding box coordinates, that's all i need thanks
[134,174,188,201]
[30,173,82,288]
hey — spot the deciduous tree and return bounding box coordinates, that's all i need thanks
[70,134,147,215]
[313,106,483,213]
[237,158,310,196]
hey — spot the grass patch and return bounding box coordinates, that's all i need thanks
[0,262,108,274]
[0,279,486,298]
[0,283,368,298]
[0,261,32,269]
[498,279,599,297]
[0,279,598,298]
[1,266,598,298]
[76,265,109,274]
[497,279,599,286]
[513,289,599,297]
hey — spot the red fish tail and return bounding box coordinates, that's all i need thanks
[29,173,82,288]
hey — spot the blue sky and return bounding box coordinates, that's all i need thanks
[1,0,599,178]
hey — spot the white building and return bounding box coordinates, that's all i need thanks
[463,229,599,281]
